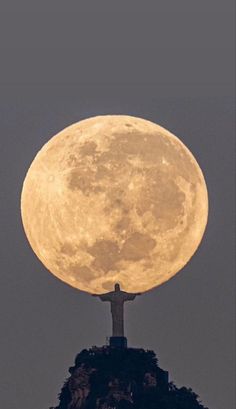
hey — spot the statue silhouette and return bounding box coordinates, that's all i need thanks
[93,283,141,337]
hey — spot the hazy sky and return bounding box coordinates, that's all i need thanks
[0,2,235,409]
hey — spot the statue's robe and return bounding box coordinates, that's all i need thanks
[99,291,137,337]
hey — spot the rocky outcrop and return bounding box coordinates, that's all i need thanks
[52,346,208,409]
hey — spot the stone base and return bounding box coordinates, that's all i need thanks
[109,336,127,348]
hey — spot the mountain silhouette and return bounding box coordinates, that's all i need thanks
[50,346,208,409]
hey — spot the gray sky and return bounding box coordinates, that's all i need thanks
[0,2,235,409]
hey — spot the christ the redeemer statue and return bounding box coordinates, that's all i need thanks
[93,283,141,339]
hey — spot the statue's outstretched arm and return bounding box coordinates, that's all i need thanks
[92,292,112,301]
[125,292,142,301]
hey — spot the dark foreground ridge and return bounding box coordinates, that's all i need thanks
[51,346,208,409]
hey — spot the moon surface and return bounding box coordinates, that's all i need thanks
[21,115,208,294]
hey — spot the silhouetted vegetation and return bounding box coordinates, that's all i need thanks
[52,346,208,409]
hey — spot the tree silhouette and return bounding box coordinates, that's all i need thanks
[52,347,208,409]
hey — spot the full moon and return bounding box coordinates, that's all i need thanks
[21,115,208,294]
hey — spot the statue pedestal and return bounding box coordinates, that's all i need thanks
[109,336,127,348]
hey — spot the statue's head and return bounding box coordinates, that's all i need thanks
[114,283,120,292]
